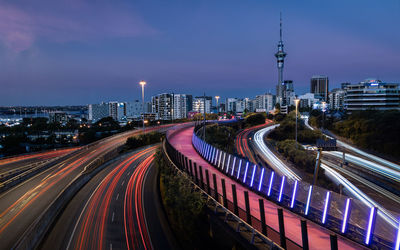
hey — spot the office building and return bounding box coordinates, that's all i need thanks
[193,96,212,114]
[344,79,400,111]
[172,94,188,119]
[125,100,143,119]
[225,98,238,113]
[298,93,319,109]
[152,93,173,120]
[329,89,345,110]
[49,111,68,124]
[88,103,109,122]
[255,94,276,112]
[310,75,329,101]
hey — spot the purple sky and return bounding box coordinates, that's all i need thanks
[1,0,399,105]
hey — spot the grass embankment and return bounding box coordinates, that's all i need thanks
[123,131,164,152]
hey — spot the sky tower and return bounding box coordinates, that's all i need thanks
[275,12,287,105]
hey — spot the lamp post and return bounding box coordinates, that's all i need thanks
[294,99,300,148]
[139,80,146,132]
[321,101,326,130]
[215,96,220,113]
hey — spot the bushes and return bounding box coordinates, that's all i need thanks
[332,110,400,158]
[244,113,266,127]
[276,140,315,174]
[156,150,212,249]
[204,125,237,154]
[125,131,163,150]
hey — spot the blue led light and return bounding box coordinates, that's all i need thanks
[290,180,298,208]
[395,220,400,250]
[278,176,285,202]
[210,147,215,162]
[218,151,223,168]
[214,150,219,165]
[243,162,249,183]
[341,198,351,233]
[226,155,231,173]
[250,165,257,187]
[258,168,265,191]
[322,191,331,224]
[365,206,376,245]
[221,153,226,171]
[267,171,274,196]
[236,159,242,179]
[231,157,236,176]
[305,185,313,215]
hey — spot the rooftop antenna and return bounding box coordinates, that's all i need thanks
[280,12,283,42]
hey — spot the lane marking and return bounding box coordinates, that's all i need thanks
[121,180,125,186]
[112,212,115,222]
[116,193,119,201]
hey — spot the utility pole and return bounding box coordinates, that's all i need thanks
[313,149,322,185]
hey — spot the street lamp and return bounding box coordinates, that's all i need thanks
[321,101,326,130]
[294,99,300,148]
[215,96,220,113]
[139,80,146,132]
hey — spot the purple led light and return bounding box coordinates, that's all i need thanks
[267,171,274,196]
[243,162,249,183]
[231,157,236,176]
[250,165,257,187]
[341,198,351,233]
[322,191,331,224]
[278,176,285,202]
[365,206,376,245]
[305,185,313,215]
[226,155,231,174]
[258,168,265,191]
[290,180,298,208]
[236,159,242,179]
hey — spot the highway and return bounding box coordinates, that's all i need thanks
[42,145,175,250]
[169,125,360,249]
[0,125,173,249]
[324,151,400,183]
[250,123,399,229]
[253,125,301,181]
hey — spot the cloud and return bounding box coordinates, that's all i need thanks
[0,1,157,52]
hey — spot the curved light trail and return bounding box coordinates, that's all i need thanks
[253,125,301,180]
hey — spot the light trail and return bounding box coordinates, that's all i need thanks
[324,151,400,183]
[253,125,301,180]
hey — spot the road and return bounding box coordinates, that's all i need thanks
[0,125,173,249]
[42,145,175,250]
[169,125,361,249]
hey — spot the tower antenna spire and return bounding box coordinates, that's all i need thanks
[280,12,282,41]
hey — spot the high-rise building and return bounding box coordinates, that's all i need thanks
[255,94,276,112]
[341,82,351,90]
[282,80,295,106]
[310,75,329,101]
[329,89,345,110]
[151,93,172,120]
[344,79,400,111]
[172,94,188,119]
[88,103,109,122]
[275,13,287,105]
[193,96,212,114]
[125,100,143,119]
[235,99,245,113]
[225,98,238,113]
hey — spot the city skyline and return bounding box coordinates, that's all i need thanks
[1,0,400,105]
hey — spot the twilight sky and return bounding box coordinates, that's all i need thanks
[0,0,399,105]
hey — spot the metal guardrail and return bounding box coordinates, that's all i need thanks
[163,137,283,250]
[191,124,398,249]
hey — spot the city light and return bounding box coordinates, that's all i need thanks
[342,198,351,233]
[365,206,376,245]
[322,191,331,224]
[290,180,298,208]
[218,151,223,168]
[237,159,242,179]
[243,162,249,183]
[267,171,275,196]
[278,176,285,202]
[258,168,265,191]
[221,153,226,171]
[250,164,257,187]
[305,185,313,215]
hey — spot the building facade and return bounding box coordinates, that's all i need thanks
[344,79,400,111]
[310,75,329,101]
[255,94,276,112]
[152,93,173,120]
[172,94,188,119]
[329,89,345,110]
[88,103,109,122]
[193,96,212,114]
